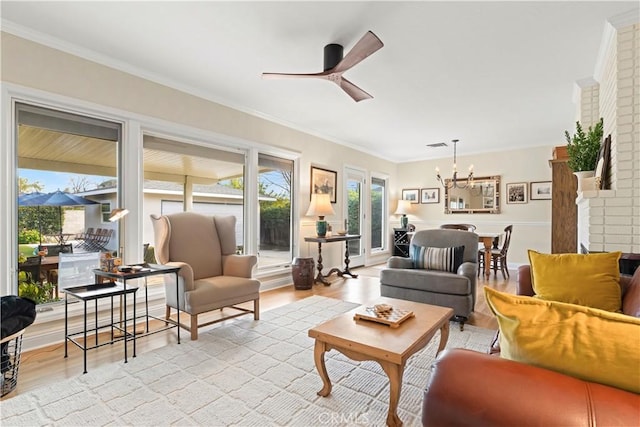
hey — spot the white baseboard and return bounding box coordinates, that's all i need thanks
[20,277,294,352]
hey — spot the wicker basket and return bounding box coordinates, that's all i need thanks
[1,328,25,397]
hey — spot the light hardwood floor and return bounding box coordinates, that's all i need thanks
[3,265,515,399]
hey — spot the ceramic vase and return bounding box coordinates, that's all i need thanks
[573,171,595,192]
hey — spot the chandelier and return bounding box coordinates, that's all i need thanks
[435,139,474,189]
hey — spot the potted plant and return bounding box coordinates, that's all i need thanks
[564,118,603,191]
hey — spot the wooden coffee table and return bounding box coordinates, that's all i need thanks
[308,297,453,427]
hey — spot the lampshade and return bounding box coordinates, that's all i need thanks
[394,200,411,229]
[307,193,334,237]
[394,200,412,216]
[306,193,335,217]
[109,208,129,222]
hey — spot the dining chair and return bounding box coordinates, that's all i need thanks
[18,256,42,283]
[38,244,73,256]
[440,224,477,232]
[75,227,96,250]
[478,225,513,279]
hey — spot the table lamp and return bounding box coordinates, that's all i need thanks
[394,200,412,229]
[306,193,335,237]
[109,208,129,262]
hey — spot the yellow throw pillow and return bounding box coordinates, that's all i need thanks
[528,250,621,312]
[484,287,640,394]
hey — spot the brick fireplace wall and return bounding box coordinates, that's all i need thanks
[576,13,639,254]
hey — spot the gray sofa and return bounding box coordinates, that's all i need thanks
[380,229,478,329]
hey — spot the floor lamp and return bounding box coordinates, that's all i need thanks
[109,208,129,263]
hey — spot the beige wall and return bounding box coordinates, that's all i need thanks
[3,31,582,270]
[395,145,555,265]
[1,32,397,271]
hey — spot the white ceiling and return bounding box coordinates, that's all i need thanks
[2,1,637,163]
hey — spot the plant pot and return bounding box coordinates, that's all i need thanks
[573,171,595,193]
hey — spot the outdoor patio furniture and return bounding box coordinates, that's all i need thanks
[44,233,75,245]
[18,190,98,245]
[91,229,114,251]
[38,244,73,256]
[18,256,41,283]
[57,252,101,290]
[75,228,114,251]
[75,227,94,240]
[75,228,96,250]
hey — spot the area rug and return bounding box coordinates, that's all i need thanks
[1,296,496,426]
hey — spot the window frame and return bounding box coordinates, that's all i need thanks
[369,172,389,255]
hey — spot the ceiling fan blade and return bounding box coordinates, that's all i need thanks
[332,31,383,74]
[262,71,329,80]
[338,77,373,102]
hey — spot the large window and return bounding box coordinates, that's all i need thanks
[345,168,365,266]
[16,103,121,304]
[142,135,246,256]
[258,154,293,269]
[370,176,386,252]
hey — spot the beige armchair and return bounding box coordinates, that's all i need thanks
[150,212,260,340]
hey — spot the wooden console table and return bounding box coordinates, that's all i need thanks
[304,234,361,285]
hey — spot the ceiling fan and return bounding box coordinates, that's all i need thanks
[262,31,384,102]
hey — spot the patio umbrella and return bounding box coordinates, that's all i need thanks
[18,190,99,244]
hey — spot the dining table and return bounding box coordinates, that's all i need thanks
[476,232,501,279]
[44,233,76,245]
[18,255,60,298]
[40,256,60,297]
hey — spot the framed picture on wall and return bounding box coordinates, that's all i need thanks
[310,166,337,203]
[530,181,552,200]
[402,188,419,204]
[420,188,440,204]
[506,182,528,204]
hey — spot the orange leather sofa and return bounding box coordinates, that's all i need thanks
[422,266,640,427]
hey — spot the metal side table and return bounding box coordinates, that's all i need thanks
[93,263,182,343]
[63,282,138,374]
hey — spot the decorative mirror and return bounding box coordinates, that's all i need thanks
[444,175,501,214]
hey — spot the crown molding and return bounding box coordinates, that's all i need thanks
[1,20,397,163]
[608,8,640,29]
